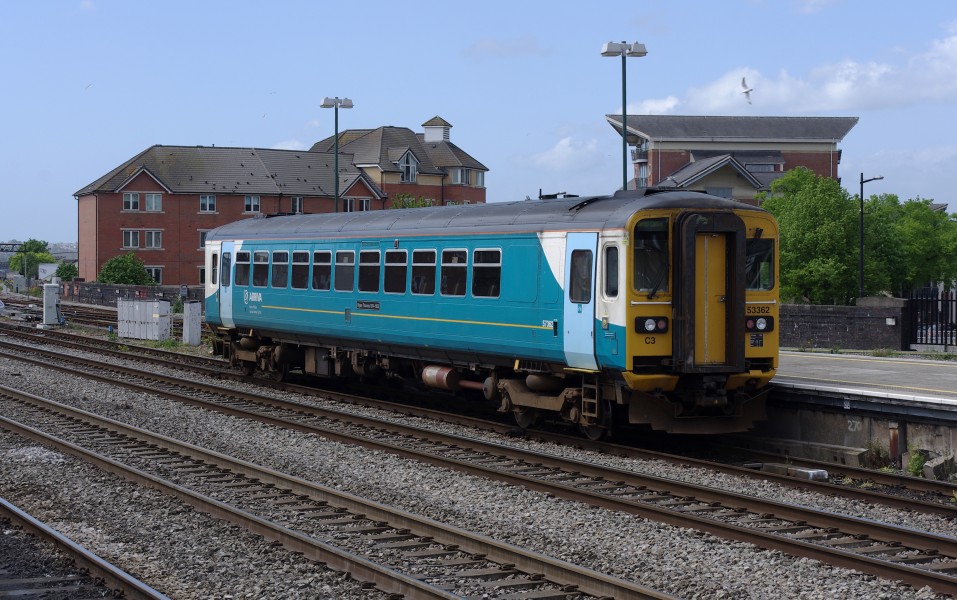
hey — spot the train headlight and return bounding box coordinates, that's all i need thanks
[745,316,774,332]
[635,316,669,333]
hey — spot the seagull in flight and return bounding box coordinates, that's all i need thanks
[740,77,753,104]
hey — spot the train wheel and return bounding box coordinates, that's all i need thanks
[579,400,612,441]
[273,362,289,382]
[579,422,607,441]
[513,407,538,429]
[240,360,256,376]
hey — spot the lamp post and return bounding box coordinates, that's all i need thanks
[601,41,647,191]
[320,96,354,212]
[859,173,884,299]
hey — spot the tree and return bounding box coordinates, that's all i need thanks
[9,238,55,279]
[895,198,957,291]
[390,193,434,209]
[55,262,79,281]
[757,168,858,304]
[97,252,156,285]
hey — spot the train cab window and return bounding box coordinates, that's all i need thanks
[384,250,407,294]
[212,253,220,288]
[252,251,269,287]
[411,250,436,295]
[604,245,619,297]
[569,250,592,304]
[441,249,467,297]
[312,251,331,291]
[335,251,355,292]
[271,251,289,288]
[472,249,501,298]
[746,239,775,290]
[359,250,380,293]
[291,251,309,289]
[634,218,669,294]
[235,251,250,286]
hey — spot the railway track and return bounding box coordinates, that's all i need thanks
[3,320,957,514]
[0,384,669,600]
[2,337,957,595]
[0,497,169,599]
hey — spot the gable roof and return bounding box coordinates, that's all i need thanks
[311,123,487,174]
[657,154,764,189]
[74,145,385,199]
[606,114,859,143]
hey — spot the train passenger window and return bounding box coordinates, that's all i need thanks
[634,219,669,294]
[411,250,436,295]
[212,253,220,288]
[569,250,592,304]
[291,251,309,289]
[441,249,467,297]
[335,251,355,292]
[312,251,331,291]
[271,251,289,288]
[472,249,501,298]
[604,245,619,297]
[359,250,380,293]
[746,239,774,290]
[252,251,269,287]
[235,251,250,286]
[384,250,407,294]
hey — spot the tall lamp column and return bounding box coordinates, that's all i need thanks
[320,96,354,213]
[859,173,884,298]
[601,41,647,191]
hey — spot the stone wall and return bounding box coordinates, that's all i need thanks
[780,297,909,351]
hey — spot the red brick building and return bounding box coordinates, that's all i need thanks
[75,117,487,285]
[605,115,858,203]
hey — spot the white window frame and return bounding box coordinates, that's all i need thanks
[291,196,303,214]
[474,171,485,188]
[244,194,261,213]
[144,230,162,249]
[452,168,470,185]
[198,230,209,249]
[198,266,206,285]
[145,266,162,284]
[123,192,140,211]
[122,230,140,248]
[200,194,217,212]
[145,193,163,212]
[398,152,418,183]
[343,198,371,212]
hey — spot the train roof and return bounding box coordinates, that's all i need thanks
[205,188,769,242]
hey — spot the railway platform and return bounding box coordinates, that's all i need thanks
[744,351,957,473]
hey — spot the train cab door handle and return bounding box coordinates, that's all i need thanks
[718,296,727,303]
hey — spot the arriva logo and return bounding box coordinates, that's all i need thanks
[243,290,263,304]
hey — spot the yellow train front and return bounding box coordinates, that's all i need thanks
[613,194,779,434]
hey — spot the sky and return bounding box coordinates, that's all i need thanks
[2,0,956,243]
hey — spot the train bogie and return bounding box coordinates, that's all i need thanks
[204,189,779,438]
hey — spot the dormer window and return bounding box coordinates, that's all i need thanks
[398,152,418,183]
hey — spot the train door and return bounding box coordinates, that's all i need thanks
[695,233,727,364]
[220,241,235,328]
[563,232,599,370]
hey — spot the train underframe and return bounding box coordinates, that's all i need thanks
[212,331,768,439]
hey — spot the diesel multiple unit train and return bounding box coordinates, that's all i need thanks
[204,188,779,438]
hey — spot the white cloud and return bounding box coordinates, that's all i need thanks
[272,140,306,150]
[530,137,601,171]
[632,96,680,115]
[678,33,957,114]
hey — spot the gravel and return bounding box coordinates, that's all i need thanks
[0,330,951,599]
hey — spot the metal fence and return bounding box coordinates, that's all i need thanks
[909,288,957,346]
[61,281,205,311]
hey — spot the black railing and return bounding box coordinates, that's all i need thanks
[909,288,957,346]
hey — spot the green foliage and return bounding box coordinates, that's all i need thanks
[9,237,56,279]
[97,252,156,285]
[55,262,79,281]
[906,444,926,477]
[758,168,957,303]
[390,193,434,209]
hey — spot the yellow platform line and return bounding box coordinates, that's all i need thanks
[261,304,552,331]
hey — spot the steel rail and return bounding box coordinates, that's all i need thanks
[0,385,673,600]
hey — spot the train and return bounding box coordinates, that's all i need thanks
[203,188,779,438]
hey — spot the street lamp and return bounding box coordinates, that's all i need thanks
[320,96,354,212]
[859,173,884,299]
[601,41,647,191]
